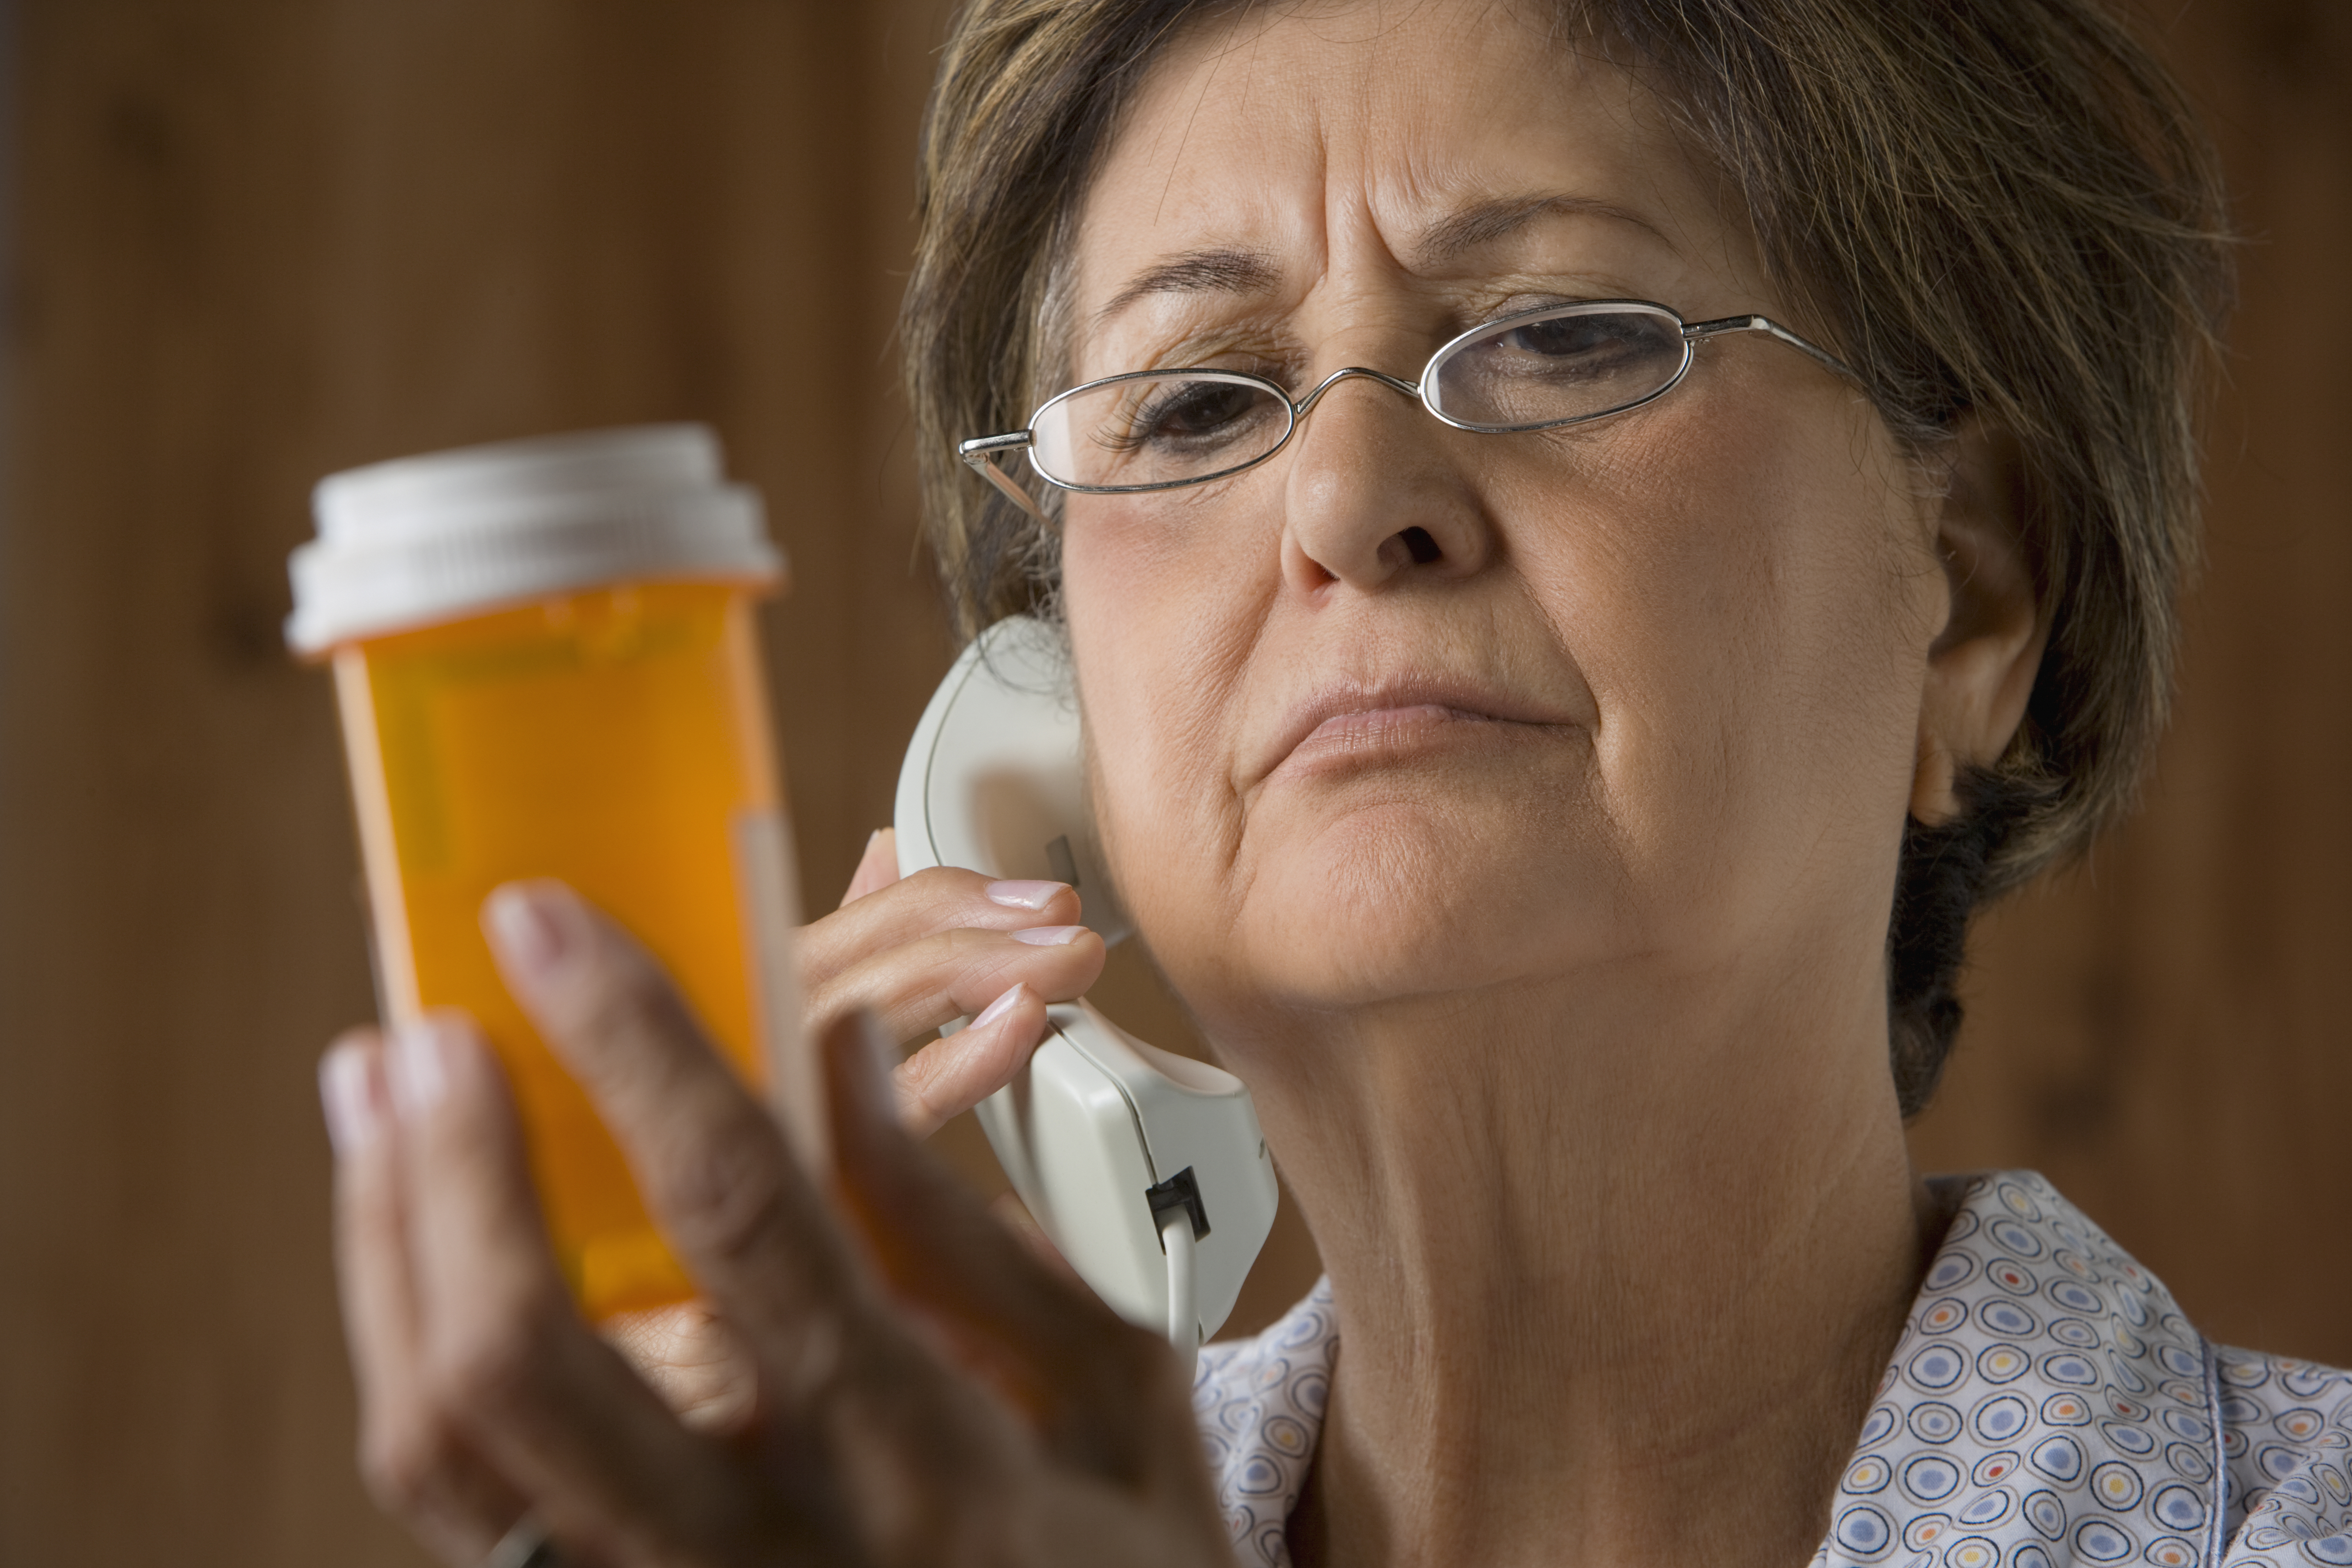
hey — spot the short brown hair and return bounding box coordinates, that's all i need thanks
[900,0,2233,1114]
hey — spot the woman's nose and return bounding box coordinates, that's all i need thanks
[1278,371,1491,595]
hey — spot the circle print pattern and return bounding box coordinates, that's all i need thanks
[2154,1485,2201,1533]
[1990,1218,2045,1257]
[2073,1516,2137,1561]
[2050,1279,2106,1314]
[1973,1452,2022,1488]
[2044,1392,2095,1428]
[1926,1252,1980,1292]
[1905,1455,1964,1504]
[1911,1346,1970,1392]
[1905,1513,1957,1553]
[1185,1173,2352,1568]
[2091,1460,2146,1511]
[2033,1436,2087,1485]
[1835,1503,1895,1557]
[1911,1403,1965,1444]
[1989,1259,2040,1295]
[1190,1277,1340,1568]
[1976,1395,2033,1444]
[1858,1404,1901,1449]
[1981,1344,2034,1384]
[1983,1301,2042,1339]
[1846,1456,1894,1495]
[2051,1318,2102,1349]
[1804,1172,2249,1568]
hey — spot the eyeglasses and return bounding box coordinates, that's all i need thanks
[959,298,1858,524]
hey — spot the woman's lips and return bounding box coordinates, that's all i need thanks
[1259,682,1577,783]
[1289,703,1492,761]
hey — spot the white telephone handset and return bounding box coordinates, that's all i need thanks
[893,617,1278,1358]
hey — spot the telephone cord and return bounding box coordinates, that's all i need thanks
[1161,1210,1200,1365]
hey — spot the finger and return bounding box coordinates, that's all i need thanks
[386,1012,766,1561]
[324,1032,415,1419]
[323,1031,530,1566]
[807,921,1104,1048]
[490,959,1040,1533]
[838,827,901,907]
[891,982,1052,1138]
[824,1009,1193,1482]
[800,865,1083,993]
[481,882,868,1392]
[601,1301,758,1434]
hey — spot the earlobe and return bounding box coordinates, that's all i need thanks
[1911,416,2049,825]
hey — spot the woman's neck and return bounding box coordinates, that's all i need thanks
[1222,955,1944,1568]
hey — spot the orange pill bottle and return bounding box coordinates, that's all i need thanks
[289,426,811,1320]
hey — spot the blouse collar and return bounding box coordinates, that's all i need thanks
[1191,1171,2227,1568]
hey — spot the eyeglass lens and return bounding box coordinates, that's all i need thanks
[1026,305,1692,492]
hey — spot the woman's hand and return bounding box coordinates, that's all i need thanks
[819,828,1106,1140]
[597,829,1103,1427]
[318,880,1231,1568]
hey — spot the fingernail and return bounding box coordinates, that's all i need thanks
[319,1044,382,1155]
[1011,925,1086,947]
[972,983,1028,1028]
[387,1016,454,1118]
[986,880,1067,911]
[484,884,568,976]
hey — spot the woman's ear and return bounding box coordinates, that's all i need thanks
[1912,414,2049,824]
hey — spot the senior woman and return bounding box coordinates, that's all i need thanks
[313,1,2344,1565]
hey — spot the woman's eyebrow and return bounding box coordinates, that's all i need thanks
[1412,193,1670,266]
[1092,247,1280,329]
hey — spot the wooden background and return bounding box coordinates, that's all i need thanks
[0,2,2341,1562]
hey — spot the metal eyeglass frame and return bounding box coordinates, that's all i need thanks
[957,297,1858,526]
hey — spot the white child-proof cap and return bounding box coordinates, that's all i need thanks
[286,424,783,654]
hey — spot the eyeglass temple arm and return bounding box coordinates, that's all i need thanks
[959,432,1055,527]
[1683,314,1858,384]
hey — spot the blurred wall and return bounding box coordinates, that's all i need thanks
[0,2,2341,1565]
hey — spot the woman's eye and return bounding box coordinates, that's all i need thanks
[1133,379,1263,441]
[1495,313,1653,368]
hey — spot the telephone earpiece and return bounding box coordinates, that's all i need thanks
[894,617,1279,1356]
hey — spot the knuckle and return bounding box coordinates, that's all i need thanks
[907,865,984,898]
[658,1118,801,1266]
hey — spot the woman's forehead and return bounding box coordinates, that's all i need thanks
[1072,0,1739,324]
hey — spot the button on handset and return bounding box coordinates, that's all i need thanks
[893,618,1279,1358]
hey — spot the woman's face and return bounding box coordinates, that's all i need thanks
[1057,1,1948,1041]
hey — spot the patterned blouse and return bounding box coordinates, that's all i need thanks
[1193,1171,2352,1568]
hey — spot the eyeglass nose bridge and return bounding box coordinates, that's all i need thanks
[1288,364,1425,420]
